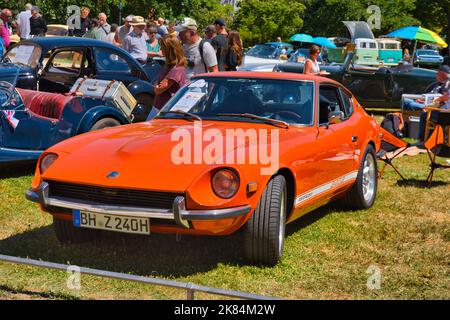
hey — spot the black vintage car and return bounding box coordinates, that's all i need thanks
[273,52,438,108]
[0,37,164,120]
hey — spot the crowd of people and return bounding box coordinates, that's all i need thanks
[0,4,245,119]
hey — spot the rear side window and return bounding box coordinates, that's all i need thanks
[319,85,346,125]
[94,48,132,74]
[340,89,354,118]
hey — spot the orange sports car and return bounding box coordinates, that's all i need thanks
[26,72,381,265]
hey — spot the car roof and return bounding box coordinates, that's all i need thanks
[17,37,142,68]
[22,37,123,52]
[355,38,377,43]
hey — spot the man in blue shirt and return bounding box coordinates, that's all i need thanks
[122,16,148,64]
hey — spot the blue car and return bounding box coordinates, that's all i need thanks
[0,37,164,121]
[413,49,444,68]
[0,80,131,166]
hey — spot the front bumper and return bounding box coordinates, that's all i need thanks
[26,182,251,229]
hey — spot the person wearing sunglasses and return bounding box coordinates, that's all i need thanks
[0,9,12,48]
[146,25,162,58]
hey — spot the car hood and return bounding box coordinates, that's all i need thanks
[44,120,290,192]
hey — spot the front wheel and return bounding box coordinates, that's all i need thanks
[243,175,287,266]
[342,145,378,209]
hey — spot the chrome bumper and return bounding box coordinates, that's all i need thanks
[25,182,251,229]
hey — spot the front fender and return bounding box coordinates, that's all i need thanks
[76,106,129,134]
[127,80,155,97]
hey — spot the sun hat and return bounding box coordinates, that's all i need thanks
[129,16,146,27]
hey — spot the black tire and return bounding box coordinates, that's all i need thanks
[89,117,121,131]
[133,93,154,122]
[53,218,97,243]
[342,145,378,209]
[243,175,287,266]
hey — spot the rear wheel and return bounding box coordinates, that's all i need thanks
[90,117,121,131]
[243,175,287,266]
[53,218,97,243]
[342,145,378,209]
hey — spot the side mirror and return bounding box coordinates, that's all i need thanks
[328,110,344,125]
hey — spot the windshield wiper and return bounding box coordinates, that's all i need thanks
[216,113,289,129]
[157,110,202,121]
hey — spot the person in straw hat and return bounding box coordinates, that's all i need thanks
[122,16,148,64]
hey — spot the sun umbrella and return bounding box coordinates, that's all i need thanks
[289,33,314,43]
[387,26,447,48]
[312,37,337,48]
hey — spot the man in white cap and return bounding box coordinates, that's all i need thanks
[122,16,148,64]
[176,17,218,80]
[16,3,32,40]
[115,14,134,46]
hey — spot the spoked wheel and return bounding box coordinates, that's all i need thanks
[342,145,378,209]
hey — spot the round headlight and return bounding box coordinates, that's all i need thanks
[40,153,58,173]
[211,169,240,199]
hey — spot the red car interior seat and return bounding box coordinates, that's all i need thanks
[17,89,73,120]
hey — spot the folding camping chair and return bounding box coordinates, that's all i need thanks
[422,109,450,187]
[377,127,410,180]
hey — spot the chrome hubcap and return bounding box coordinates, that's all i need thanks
[362,154,376,202]
[278,189,286,257]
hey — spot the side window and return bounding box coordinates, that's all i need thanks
[340,89,354,118]
[48,50,85,75]
[319,85,345,125]
[94,48,133,75]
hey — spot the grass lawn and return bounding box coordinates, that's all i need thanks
[0,152,449,300]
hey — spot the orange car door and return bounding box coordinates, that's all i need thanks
[308,84,357,199]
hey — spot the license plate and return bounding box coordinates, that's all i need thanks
[388,58,394,62]
[73,210,150,235]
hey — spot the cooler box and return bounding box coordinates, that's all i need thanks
[407,115,420,139]
[70,78,137,120]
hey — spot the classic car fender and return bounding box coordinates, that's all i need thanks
[76,106,129,134]
[127,80,155,98]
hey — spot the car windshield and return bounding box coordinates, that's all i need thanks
[288,49,323,63]
[157,77,315,126]
[417,50,439,56]
[3,44,42,68]
[246,45,280,59]
[383,43,399,50]
[0,81,24,110]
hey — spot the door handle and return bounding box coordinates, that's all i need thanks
[352,136,358,142]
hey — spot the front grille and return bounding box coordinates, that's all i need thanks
[46,180,182,210]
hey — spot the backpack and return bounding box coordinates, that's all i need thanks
[381,112,405,138]
[198,39,207,71]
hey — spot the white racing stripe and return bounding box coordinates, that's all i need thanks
[295,171,358,206]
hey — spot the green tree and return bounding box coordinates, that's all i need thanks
[301,0,419,37]
[233,0,305,46]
